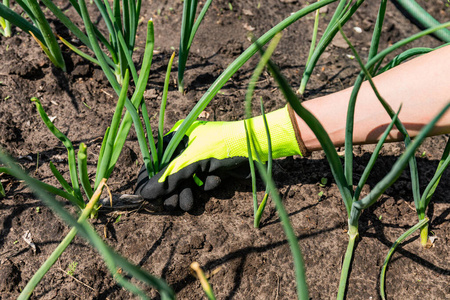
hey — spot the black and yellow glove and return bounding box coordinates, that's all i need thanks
[135,105,307,211]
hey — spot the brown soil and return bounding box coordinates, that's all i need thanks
[0,0,449,299]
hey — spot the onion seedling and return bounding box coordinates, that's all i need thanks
[0,0,146,84]
[0,0,66,70]
[412,139,450,247]
[305,0,321,66]
[178,0,213,92]
[298,0,363,95]
[244,34,281,228]
[251,136,309,300]
[244,33,309,299]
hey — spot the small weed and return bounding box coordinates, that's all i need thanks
[317,191,324,200]
[319,177,328,187]
[420,151,427,158]
[228,2,233,10]
[36,207,40,213]
[115,214,122,223]
[67,261,78,276]
[4,95,10,101]
[13,240,18,245]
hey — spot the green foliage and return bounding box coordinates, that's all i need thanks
[0,153,175,300]
[0,0,65,68]
[1,0,449,298]
[244,33,281,228]
[380,218,429,299]
[261,14,450,298]
[0,0,11,36]
[178,0,213,92]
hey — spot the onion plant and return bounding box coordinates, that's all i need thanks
[419,141,450,242]
[379,218,428,299]
[0,150,175,299]
[247,119,309,300]
[0,0,66,70]
[244,34,281,228]
[70,0,144,85]
[0,0,144,84]
[1,49,178,297]
[298,0,364,95]
[297,0,450,95]
[261,18,450,299]
[242,33,309,299]
[178,0,213,92]
[394,0,450,42]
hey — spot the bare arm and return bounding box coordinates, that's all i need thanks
[295,45,450,152]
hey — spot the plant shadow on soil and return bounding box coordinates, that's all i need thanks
[0,0,449,299]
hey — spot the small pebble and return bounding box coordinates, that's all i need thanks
[353,26,362,33]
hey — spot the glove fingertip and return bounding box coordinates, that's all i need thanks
[164,194,179,211]
[179,187,194,212]
[203,175,221,191]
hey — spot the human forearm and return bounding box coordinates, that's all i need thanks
[295,45,450,152]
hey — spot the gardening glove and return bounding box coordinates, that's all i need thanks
[135,105,309,211]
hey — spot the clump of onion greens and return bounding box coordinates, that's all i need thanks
[264,17,450,299]
[0,150,175,299]
[297,0,450,95]
[245,32,309,300]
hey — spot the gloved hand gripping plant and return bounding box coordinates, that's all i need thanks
[135,105,308,211]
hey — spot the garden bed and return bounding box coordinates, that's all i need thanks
[0,0,449,298]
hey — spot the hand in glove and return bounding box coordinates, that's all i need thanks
[135,105,308,211]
